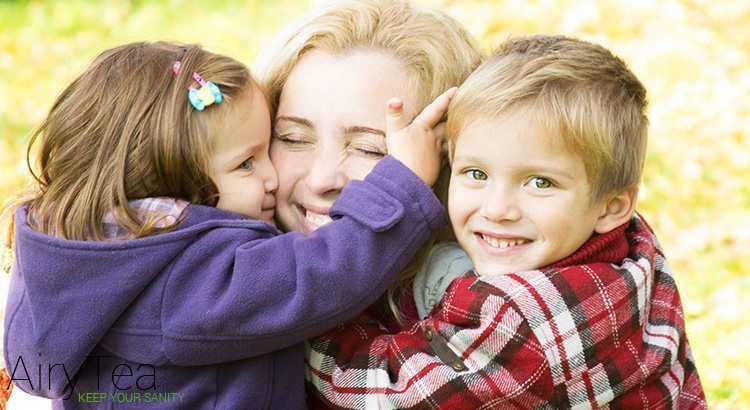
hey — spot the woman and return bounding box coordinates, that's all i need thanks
[257,0,482,328]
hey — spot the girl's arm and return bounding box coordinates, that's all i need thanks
[112,90,457,365]
[158,155,446,364]
[2,91,454,397]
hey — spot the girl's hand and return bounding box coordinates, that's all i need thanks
[385,87,457,186]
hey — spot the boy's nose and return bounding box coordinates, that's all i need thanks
[480,188,522,222]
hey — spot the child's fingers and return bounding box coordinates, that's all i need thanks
[433,122,447,145]
[386,98,408,133]
[412,87,458,129]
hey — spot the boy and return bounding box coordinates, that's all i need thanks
[306,35,706,408]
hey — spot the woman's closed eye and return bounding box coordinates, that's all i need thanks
[272,132,312,148]
[349,142,386,159]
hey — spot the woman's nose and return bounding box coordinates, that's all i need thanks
[304,146,348,195]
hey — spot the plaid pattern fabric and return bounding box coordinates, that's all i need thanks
[102,197,188,239]
[306,216,706,409]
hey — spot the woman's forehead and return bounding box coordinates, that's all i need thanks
[277,50,419,126]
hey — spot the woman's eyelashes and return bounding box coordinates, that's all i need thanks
[349,142,386,159]
[272,131,312,149]
[271,130,386,158]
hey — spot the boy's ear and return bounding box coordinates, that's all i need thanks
[594,186,638,234]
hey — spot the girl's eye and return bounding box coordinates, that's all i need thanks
[238,157,254,171]
[466,169,488,181]
[528,177,553,189]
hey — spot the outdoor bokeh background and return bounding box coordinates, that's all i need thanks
[1,0,748,408]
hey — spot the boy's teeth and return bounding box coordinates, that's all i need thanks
[305,210,332,228]
[481,234,527,248]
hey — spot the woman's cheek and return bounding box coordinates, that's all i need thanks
[344,155,382,181]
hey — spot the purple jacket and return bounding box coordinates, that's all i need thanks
[4,157,446,409]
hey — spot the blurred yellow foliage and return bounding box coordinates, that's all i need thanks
[0,0,748,407]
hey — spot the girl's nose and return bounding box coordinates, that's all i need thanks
[260,155,278,194]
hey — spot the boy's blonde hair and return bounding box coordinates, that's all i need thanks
[447,35,648,202]
[257,0,483,322]
[18,41,259,241]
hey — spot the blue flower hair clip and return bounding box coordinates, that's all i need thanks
[171,61,223,111]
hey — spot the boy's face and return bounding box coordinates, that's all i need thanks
[448,109,608,276]
[210,87,278,223]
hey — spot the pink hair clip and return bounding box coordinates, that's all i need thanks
[171,61,223,111]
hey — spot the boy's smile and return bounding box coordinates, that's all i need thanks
[448,108,610,276]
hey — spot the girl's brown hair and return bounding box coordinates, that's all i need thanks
[8,41,257,241]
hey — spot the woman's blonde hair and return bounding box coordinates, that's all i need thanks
[6,41,258,242]
[257,0,483,322]
[448,35,649,202]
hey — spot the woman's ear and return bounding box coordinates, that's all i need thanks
[594,186,638,234]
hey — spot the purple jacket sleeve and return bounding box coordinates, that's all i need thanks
[157,156,446,364]
[4,156,445,396]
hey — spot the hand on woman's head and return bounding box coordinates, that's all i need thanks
[385,87,457,186]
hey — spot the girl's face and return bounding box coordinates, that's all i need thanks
[210,86,278,223]
[271,50,418,234]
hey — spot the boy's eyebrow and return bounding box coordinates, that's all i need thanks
[521,163,576,180]
[451,154,484,165]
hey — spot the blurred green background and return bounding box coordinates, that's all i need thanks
[1,0,748,407]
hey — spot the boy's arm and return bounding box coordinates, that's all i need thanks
[305,275,554,408]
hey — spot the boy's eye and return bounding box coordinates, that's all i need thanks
[527,177,552,189]
[466,169,488,181]
[238,157,254,171]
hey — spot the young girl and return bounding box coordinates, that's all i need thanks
[3,41,453,408]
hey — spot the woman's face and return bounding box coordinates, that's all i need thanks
[271,50,418,234]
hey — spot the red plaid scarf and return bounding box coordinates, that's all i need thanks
[306,216,706,409]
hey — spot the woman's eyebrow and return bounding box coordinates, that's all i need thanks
[275,116,313,129]
[344,126,385,138]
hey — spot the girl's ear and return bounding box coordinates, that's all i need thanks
[594,186,638,234]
